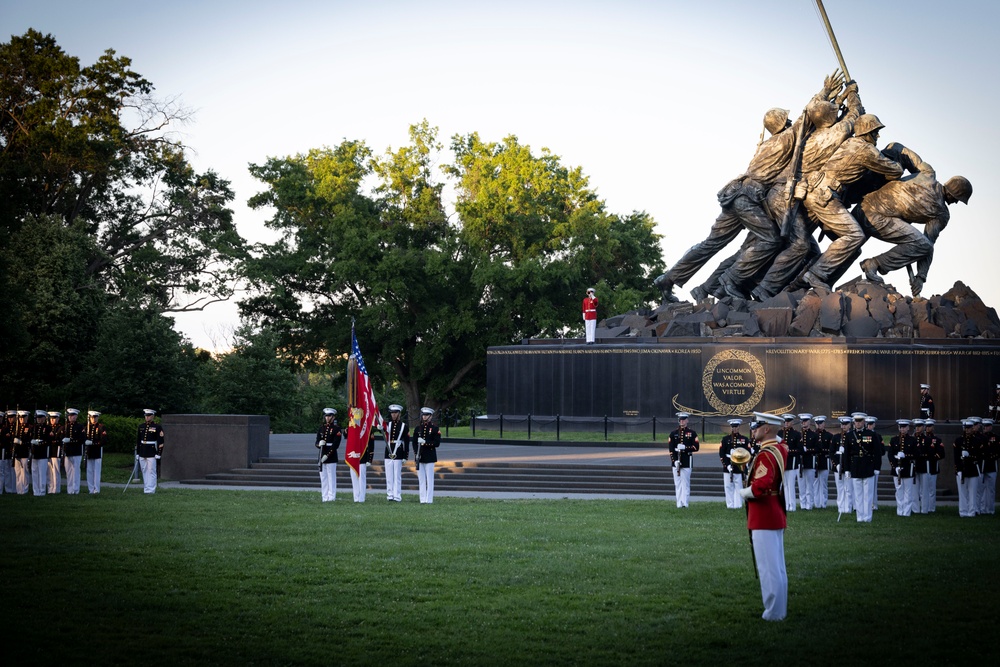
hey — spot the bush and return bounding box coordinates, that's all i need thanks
[99,415,145,453]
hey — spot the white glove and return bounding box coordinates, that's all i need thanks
[155,455,161,460]
[318,440,326,447]
[418,437,426,445]
[738,486,754,499]
[895,451,905,460]
[62,438,70,444]
[836,464,842,474]
[677,444,686,451]
[726,464,732,473]
[990,406,995,411]
[837,446,845,455]
[13,438,20,445]
[894,467,901,476]
[673,461,680,469]
[85,440,93,446]
[962,450,970,458]
[31,439,40,446]
[957,472,963,482]
[365,462,371,467]
[135,454,140,461]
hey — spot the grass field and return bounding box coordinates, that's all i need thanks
[2,489,997,666]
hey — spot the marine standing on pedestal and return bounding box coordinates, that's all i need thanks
[582,288,598,345]
[413,407,440,504]
[779,415,802,512]
[668,412,699,508]
[316,408,341,502]
[738,412,789,622]
[136,409,164,494]
[62,408,85,494]
[989,385,1000,422]
[382,405,409,503]
[720,418,749,509]
[85,411,109,494]
[919,384,934,420]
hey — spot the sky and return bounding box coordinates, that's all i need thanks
[4,0,999,351]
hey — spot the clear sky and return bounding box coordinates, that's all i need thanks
[4,0,998,350]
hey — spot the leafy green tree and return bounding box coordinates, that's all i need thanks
[199,326,298,427]
[243,122,663,416]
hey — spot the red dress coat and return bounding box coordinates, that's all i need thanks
[582,296,598,320]
[747,439,788,530]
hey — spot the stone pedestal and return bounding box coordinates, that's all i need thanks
[160,414,270,481]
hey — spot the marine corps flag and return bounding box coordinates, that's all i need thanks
[345,325,384,476]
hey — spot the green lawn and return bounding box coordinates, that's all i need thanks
[2,490,996,666]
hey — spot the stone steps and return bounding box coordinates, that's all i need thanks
[180,458,903,500]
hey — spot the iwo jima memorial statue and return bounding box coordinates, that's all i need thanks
[487,2,999,439]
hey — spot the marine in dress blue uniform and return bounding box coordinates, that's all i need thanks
[668,412,699,508]
[136,409,165,494]
[382,405,409,502]
[316,408,342,502]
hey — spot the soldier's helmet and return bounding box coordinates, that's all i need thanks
[806,98,839,129]
[763,108,790,135]
[943,176,972,204]
[854,114,885,138]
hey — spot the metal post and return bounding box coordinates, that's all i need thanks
[499,414,503,439]
[527,413,532,440]
[471,409,476,437]
[652,416,657,441]
[604,415,609,441]
[556,415,560,441]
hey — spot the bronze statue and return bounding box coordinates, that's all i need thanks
[853,143,971,296]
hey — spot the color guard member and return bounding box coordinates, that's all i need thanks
[738,411,789,622]
[85,410,109,494]
[582,288,598,344]
[989,384,1000,422]
[0,410,15,493]
[668,412,700,508]
[798,414,817,510]
[413,407,440,503]
[922,419,944,512]
[316,408,341,502]
[720,418,749,509]
[382,405,409,502]
[865,415,884,510]
[136,409,165,494]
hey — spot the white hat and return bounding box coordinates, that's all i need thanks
[920,383,930,389]
[852,412,867,421]
[996,384,1000,390]
[912,419,925,426]
[143,409,156,416]
[35,410,47,417]
[420,407,435,416]
[322,408,336,416]
[896,419,910,427]
[838,416,852,424]
[388,404,403,412]
[47,411,60,418]
[676,412,690,419]
[798,413,812,421]
[968,416,982,424]
[587,288,596,294]
[962,419,975,428]
[727,418,742,426]
[5,409,15,417]
[814,416,826,423]
[67,408,80,415]
[865,416,877,424]
[17,410,29,417]
[984,419,994,426]
[925,419,936,426]
[753,411,784,426]
[87,410,101,417]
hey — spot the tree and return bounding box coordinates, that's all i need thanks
[243,122,664,416]
[0,30,247,313]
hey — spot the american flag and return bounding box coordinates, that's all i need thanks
[345,324,384,475]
